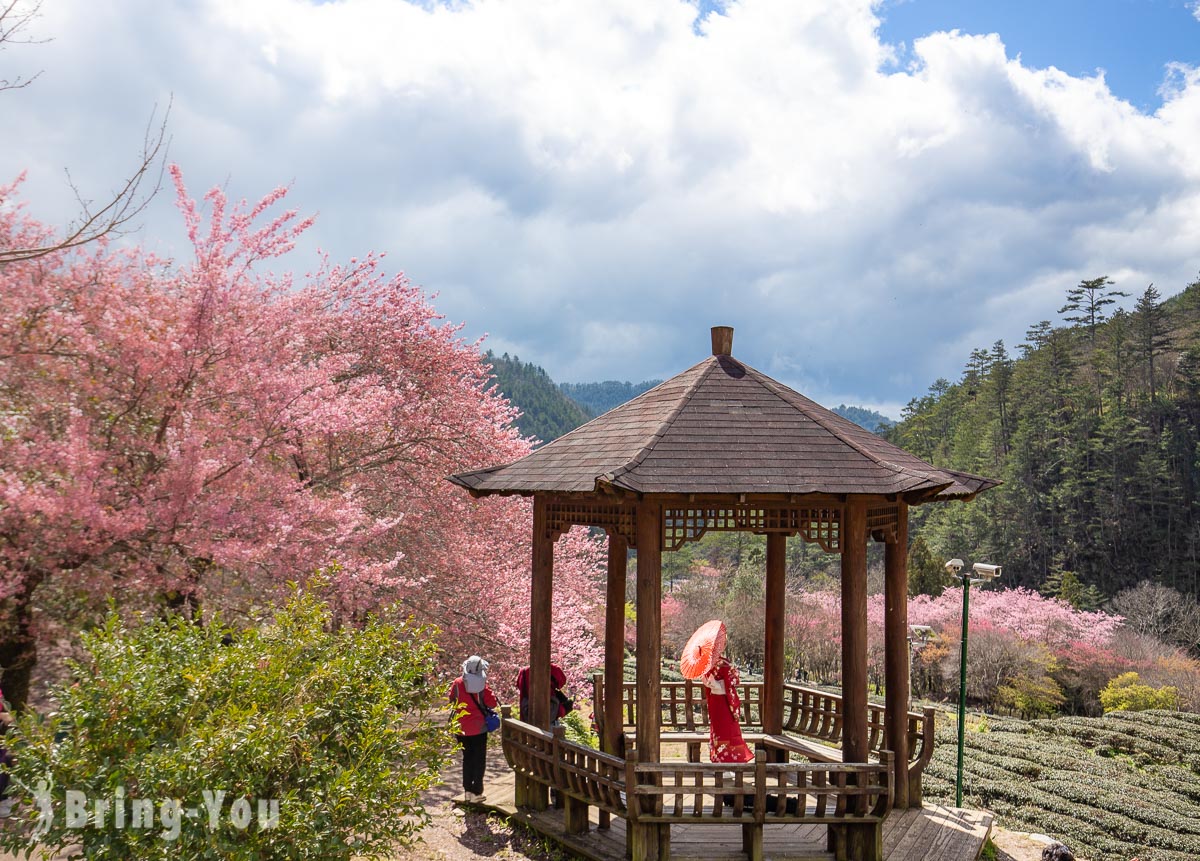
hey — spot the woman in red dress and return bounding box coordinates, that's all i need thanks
[703,655,754,764]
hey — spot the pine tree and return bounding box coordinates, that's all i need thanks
[1041,568,1103,612]
[1098,309,1133,408]
[989,340,1014,456]
[1060,276,1128,346]
[907,535,947,597]
[1134,284,1171,404]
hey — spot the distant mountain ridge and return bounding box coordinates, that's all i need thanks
[559,380,662,416]
[831,404,893,433]
[488,354,893,445]
[485,352,592,445]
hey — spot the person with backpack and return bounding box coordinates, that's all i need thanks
[515,663,573,724]
[448,655,498,802]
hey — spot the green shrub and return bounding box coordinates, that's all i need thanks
[0,588,452,860]
[997,674,1066,719]
[1100,672,1179,713]
[560,709,598,749]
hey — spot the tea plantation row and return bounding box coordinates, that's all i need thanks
[922,709,1200,861]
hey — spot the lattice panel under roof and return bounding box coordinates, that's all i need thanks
[545,500,638,548]
[866,504,900,543]
[663,504,843,552]
[539,499,905,553]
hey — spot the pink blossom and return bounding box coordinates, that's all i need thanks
[0,167,607,698]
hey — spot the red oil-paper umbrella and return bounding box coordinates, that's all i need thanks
[679,619,727,680]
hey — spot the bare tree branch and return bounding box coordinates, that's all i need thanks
[0,0,47,92]
[1,99,172,264]
[0,1,171,264]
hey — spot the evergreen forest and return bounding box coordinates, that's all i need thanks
[888,276,1200,605]
[559,379,662,416]
[485,351,593,445]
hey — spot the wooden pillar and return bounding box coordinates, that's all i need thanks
[603,532,628,757]
[601,530,628,832]
[526,495,554,811]
[631,499,667,861]
[884,503,911,809]
[840,498,869,771]
[763,532,787,747]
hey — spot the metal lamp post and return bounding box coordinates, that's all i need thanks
[944,558,1001,808]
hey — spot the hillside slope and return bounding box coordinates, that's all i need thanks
[559,380,661,416]
[485,352,592,445]
[888,275,1200,603]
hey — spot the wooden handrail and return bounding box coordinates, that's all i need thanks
[592,674,931,768]
[624,748,893,825]
[501,713,626,816]
[501,709,894,840]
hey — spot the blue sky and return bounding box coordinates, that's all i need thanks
[879,0,1200,111]
[2,0,1200,418]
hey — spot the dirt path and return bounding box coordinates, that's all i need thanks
[385,742,569,861]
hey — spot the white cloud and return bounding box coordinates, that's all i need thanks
[3,0,1199,417]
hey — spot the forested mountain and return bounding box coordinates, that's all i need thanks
[485,352,593,445]
[560,380,662,415]
[888,275,1200,603]
[831,404,893,432]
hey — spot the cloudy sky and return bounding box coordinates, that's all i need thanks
[3,0,1200,417]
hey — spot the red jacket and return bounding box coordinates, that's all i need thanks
[515,664,569,721]
[449,677,498,737]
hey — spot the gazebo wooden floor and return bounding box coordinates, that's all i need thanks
[458,766,993,861]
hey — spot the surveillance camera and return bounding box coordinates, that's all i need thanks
[972,562,1002,579]
[944,558,964,574]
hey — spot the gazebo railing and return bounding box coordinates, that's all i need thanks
[625,747,893,824]
[592,676,934,780]
[500,712,893,861]
[501,710,626,818]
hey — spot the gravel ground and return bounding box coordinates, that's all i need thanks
[384,743,570,861]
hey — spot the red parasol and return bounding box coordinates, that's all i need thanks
[680,619,727,680]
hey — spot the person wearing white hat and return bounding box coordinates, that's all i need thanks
[448,655,498,802]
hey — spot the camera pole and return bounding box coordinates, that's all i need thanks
[955,572,970,808]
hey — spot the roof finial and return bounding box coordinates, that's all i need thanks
[711,326,734,356]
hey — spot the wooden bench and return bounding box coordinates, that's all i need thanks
[661,730,842,764]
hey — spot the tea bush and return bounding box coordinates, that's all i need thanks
[0,588,452,860]
[926,707,1200,861]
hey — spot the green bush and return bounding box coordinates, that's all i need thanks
[1100,672,1179,713]
[0,588,452,860]
[997,673,1066,719]
[560,709,598,748]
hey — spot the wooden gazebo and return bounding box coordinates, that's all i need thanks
[450,327,997,861]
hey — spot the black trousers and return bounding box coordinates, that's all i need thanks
[458,733,488,794]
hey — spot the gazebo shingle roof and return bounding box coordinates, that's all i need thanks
[450,352,998,502]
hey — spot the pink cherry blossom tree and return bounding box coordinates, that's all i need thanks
[0,169,605,707]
